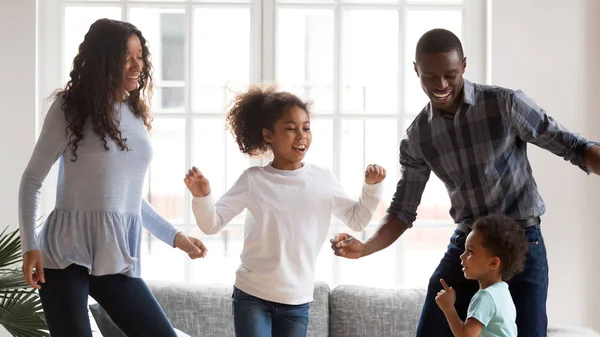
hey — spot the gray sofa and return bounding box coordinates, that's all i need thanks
[91,281,600,336]
[141,282,600,337]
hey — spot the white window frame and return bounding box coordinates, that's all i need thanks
[37,0,489,286]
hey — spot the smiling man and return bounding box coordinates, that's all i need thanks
[330,28,600,337]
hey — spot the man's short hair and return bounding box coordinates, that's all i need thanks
[415,28,464,62]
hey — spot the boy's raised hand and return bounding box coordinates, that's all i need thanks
[435,278,456,311]
[184,166,211,197]
[364,164,387,185]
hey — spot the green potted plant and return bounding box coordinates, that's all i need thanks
[0,226,48,336]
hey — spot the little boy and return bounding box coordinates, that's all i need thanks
[435,214,528,337]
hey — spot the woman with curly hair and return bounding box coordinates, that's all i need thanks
[183,85,386,337]
[435,214,528,337]
[19,18,207,336]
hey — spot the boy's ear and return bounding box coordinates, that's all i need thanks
[262,128,273,143]
[489,256,501,271]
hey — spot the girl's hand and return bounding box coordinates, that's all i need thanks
[364,164,387,185]
[184,166,211,197]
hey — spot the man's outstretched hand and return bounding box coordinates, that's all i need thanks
[330,233,365,259]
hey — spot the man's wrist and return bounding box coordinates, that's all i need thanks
[585,144,600,174]
[362,240,374,257]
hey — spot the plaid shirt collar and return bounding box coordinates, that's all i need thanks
[427,78,477,120]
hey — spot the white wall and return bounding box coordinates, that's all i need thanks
[0,1,37,336]
[0,1,37,224]
[491,0,600,332]
[582,1,600,329]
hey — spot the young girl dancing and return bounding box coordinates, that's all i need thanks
[184,85,386,337]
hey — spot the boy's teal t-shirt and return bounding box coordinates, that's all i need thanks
[467,281,517,337]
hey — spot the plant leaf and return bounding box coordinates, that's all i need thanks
[0,291,48,336]
[0,226,48,336]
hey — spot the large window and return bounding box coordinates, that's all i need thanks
[38,0,487,288]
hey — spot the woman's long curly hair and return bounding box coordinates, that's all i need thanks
[54,18,153,161]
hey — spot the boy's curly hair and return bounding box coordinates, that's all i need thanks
[472,214,528,281]
[225,85,311,156]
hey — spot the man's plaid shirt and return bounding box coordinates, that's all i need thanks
[388,79,597,227]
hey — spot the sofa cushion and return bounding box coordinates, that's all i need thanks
[328,285,600,337]
[307,281,331,337]
[329,285,426,337]
[147,282,234,337]
[147,281,331,337]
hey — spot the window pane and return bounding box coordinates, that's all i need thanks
[278,0,332,3]
[407,0,462,3]
[337,225,398,288]
[192,8,251,113]
[343,0,398,2]
[148,118,186,222]
[339,119,398,220]
[158,87,185,109]
[194,0,251,3]
[364,120,398,219]
[342,10,399,114]
[335,218,454,289]
[225,130,251,220]
[192,118,249,224]
[192,119,226,196]
[130,8,186,112]
[141,228,185,282]
[190,225,241,284]
[64,7,121,82]
[419,175,451,220]
[404,10,462,114]
[402,225,455,288]
[303,118,334,171]
[314,226,336,285]
[277,9,334,113]
[190,118,251,284]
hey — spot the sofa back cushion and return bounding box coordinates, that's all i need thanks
[147,281,330,337]
[329,285,426,337]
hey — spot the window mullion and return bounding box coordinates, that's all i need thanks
[183,1,194,282]
[262,0,276,84]
[331,0,343,286]
[256,0,276,167]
